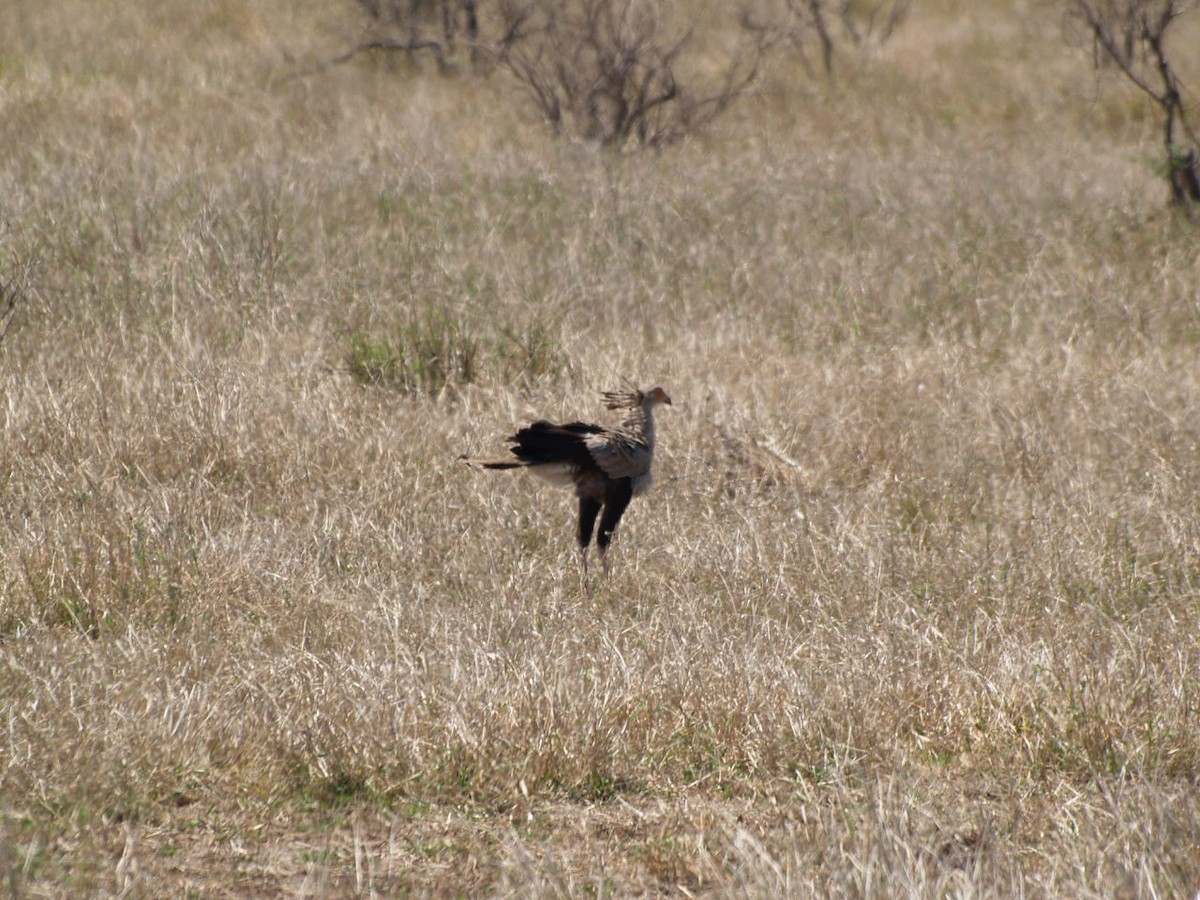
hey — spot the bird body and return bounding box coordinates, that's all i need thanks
[467,386,671,575]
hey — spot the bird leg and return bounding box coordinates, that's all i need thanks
[595,480,633,579]
[577,496,602,587]
[596,527,619,580]
[580,547,597,595]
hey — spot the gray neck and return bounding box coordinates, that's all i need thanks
[624,403,656,449]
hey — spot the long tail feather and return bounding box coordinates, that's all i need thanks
[460,456,529,470]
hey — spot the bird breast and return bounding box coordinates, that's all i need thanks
[630,472,654,497]
[528,462,581,488]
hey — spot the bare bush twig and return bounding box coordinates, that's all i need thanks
[0,267,29,348]
[494,0,766,148]
[294,0,484,79]
[311,0,766,146]
[1066,0,1200,212]
[293,37,447,79]
[745,0,911,77]
[356,0,480,66]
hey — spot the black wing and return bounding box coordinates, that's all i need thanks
[507,420,605,469]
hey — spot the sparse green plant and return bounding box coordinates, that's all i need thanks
[346,312,480,393]
[347,313,565,392]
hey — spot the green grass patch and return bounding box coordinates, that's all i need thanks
[346,312,566,394]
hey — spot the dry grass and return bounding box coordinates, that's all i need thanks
[3,0,1200,895]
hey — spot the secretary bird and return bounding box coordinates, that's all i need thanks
[465,385,671,576]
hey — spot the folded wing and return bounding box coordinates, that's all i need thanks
[584,429,652,480]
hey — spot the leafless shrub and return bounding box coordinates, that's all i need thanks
[1065,0,1200,212]
[0,258,33,348]
[314,0,765,146]
[0,281,19,347]
[746,0,911,77]
[361,0,480,63]
[307,0,482,74]
[494,0,766,148]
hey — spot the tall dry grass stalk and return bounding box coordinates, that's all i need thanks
[2,0,1199,894]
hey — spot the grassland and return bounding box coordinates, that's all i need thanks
[2,0,1200,895]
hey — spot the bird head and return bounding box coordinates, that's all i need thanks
[643,386,672,407]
